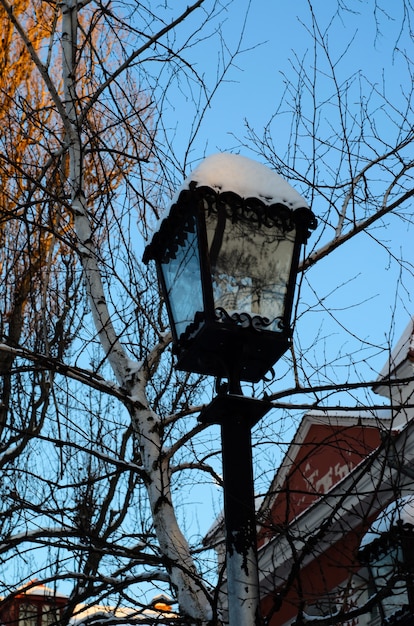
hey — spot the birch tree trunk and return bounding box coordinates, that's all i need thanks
[61,1,213,623]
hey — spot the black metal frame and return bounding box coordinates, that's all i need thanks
[143,182,316,382]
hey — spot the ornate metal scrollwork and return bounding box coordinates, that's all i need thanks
[198,186,296,232]
[143,180,316,264]
[215,307,280,332]
[176,311,205,348]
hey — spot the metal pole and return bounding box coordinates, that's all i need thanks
[199,384,270,625]
[221,414,262,626]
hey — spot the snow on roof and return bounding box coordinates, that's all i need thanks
[360,494,414,550]
[175,153,310,209]
[16,582,68,599]
[376,317,414,382]
[70,602,177,625]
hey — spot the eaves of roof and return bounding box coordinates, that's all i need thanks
[374,317,414,392]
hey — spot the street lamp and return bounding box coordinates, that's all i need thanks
[143,153,316,626]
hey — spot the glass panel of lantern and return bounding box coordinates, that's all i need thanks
[159,211,204,342]
[204,198,296,332]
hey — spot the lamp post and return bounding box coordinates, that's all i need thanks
[143,153,316,626]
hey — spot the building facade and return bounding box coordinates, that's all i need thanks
[258,318,414,625]
[0,582,177,626]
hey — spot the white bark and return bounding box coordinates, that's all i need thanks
[60,1,213,621]
[130,385,213,622]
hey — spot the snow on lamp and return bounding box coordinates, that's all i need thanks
[143,153,316,383]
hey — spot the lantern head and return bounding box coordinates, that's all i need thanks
[143,154,316,383]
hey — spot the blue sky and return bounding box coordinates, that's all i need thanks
[164,2,410,159]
